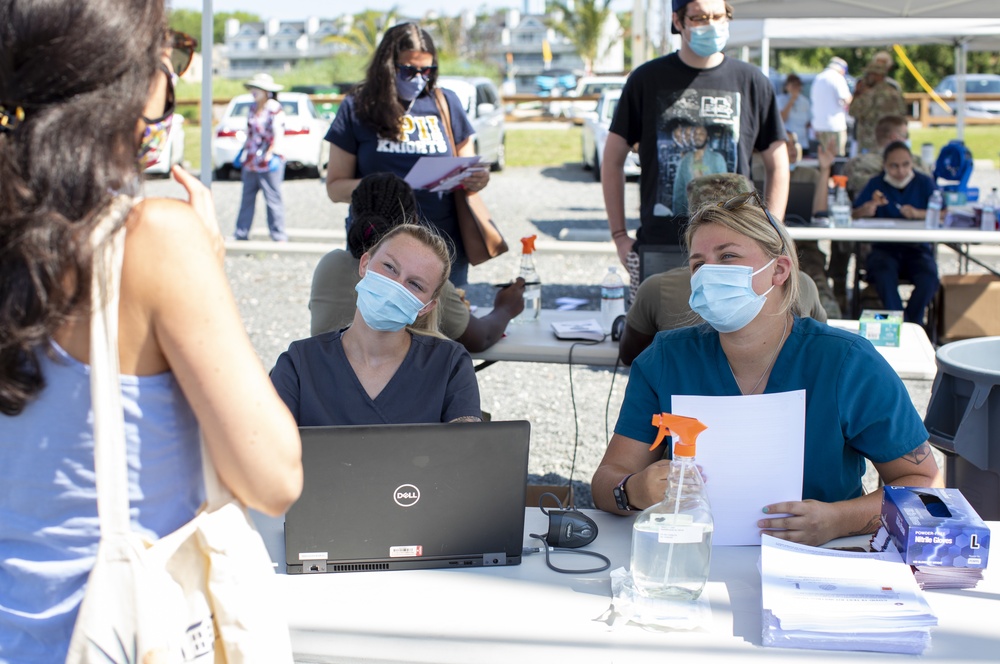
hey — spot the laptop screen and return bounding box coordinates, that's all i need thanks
[284,421,531,573]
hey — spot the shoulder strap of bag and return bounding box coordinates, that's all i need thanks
[89,196,134,537]
[434,88,457,155]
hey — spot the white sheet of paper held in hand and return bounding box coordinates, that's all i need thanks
[404,156,481,192]
[671,391,805,546]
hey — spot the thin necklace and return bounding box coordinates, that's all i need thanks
[728,315,789,396]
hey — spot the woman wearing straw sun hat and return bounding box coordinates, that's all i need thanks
[234,72,288,241]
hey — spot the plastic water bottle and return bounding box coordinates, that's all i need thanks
[981,188,997,231]
[514,235,540,322]
[926,189,943,230]
[630,414,713,600]
[599,267,626,335]
[830,175,851,228]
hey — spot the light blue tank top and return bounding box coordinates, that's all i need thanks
[0,343,203,663]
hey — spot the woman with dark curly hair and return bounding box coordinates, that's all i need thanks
[0,1,301,658]
[324,22,490,287]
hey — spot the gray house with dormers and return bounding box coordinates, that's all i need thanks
[221,16,347,77]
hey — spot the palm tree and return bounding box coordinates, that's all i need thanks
[325,8,399,59]
[426,14,465,59]
[546,0,620,75]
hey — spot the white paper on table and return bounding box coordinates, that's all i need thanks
[761,535,936,629]
[403,156,481,191]
[671,391,805,546]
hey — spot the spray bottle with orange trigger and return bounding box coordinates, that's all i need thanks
[514,234,541,322]
[629,413,714,600]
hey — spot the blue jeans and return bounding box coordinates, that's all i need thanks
[865,243,939,324]
[234,161,287,241]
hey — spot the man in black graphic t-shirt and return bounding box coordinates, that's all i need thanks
[603,0,788,301]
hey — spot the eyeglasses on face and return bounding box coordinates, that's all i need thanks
[718,190,787,255]
[395,64,437,80]
[684,12,729,26]
[143,63,176,124]
[169,30,198,77]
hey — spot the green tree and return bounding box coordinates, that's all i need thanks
[616,10,632,69]
[168,9,201,45]
[546,0,619,74]
[427,15,465,59]
[325,9,399,59]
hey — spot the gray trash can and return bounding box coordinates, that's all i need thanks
[924,336,1000,520]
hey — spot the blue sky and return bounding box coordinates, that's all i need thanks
[171,0,634,21]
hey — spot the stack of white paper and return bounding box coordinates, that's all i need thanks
[760,535,937,654]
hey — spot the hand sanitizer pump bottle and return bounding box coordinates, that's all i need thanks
[630,413,713,600]
[514,235,540,322]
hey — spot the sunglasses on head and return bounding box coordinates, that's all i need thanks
[395,64,437,80]
[169,30,198,77]
[718,190,787,255]
[143,63,176,124]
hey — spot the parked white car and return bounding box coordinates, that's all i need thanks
[212,92,330,179]
[437,77,506,171]
[581,89,639,181]
[143,113,185,176]
[555,75,628,123]
[929,74,1000,120]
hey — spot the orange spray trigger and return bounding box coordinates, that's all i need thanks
[649,413,707,455]
[521,235,536,253]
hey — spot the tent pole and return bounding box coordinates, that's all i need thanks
[760,36,770,76]
[200,0,213,187]
[955,39,968,142]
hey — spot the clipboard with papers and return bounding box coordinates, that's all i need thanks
[404,156,484,193]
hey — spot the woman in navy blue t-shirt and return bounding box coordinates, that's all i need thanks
[324,23,489,286]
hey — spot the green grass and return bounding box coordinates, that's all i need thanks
[910,126,1000,168]
[505,127,583,168]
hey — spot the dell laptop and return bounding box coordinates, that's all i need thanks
[284,420,531,574]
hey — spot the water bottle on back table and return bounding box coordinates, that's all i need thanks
[830,175,851,228]
[925,189,943,230]
[599,267,626,335]
[981,188,997,232]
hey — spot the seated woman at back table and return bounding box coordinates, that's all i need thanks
[309,172,524,350]
[593,192,942,546]
[272,224,482,425]
[852,140,940,325]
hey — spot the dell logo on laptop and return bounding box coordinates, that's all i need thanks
[393,484,421,507]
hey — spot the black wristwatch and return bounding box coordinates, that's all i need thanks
[613,473,637,512]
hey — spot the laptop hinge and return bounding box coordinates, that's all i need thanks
[482,552,507,566]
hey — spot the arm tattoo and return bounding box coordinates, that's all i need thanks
[848,515,882,537]
[901,443,932,465]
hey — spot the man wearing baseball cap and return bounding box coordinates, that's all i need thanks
[603,0,788,302]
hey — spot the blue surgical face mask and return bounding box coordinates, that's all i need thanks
[688,22,729,58]
[689,259,775,333]
[355,269,427,332]
[396,72,428,102]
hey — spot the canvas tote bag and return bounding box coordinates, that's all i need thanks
[66,196,294,664]
[433,89,508,265]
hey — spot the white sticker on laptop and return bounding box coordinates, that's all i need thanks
[390,545,424,558]
[298,551,328,561]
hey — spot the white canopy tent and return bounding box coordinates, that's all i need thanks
[728,0,1000,21]
[726,17,1000,138]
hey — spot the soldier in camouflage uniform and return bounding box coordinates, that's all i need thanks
[849,62,907,155]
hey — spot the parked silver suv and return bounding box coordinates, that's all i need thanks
[436,76,506,171]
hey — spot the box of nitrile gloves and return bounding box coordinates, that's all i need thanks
[881,487,990,568]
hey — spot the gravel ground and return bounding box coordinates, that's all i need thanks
[142,154,1000,508]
